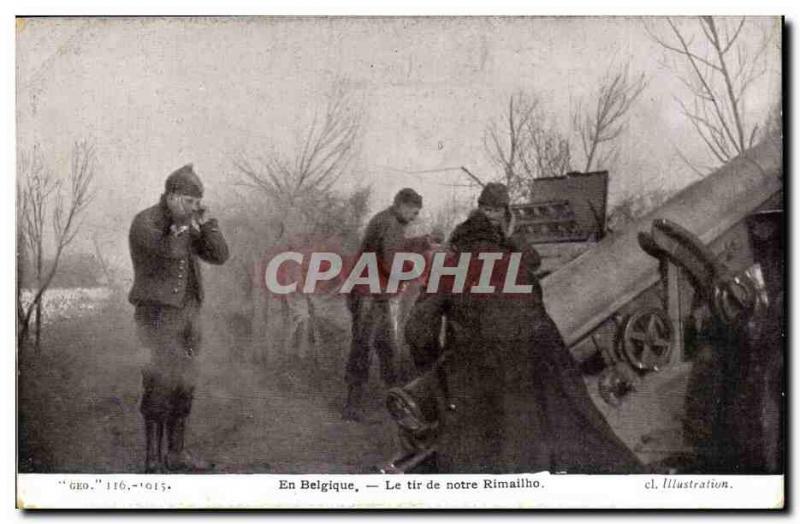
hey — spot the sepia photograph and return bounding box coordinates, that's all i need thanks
[14,14,784,509]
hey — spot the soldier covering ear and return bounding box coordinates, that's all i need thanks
[129,163,228,472]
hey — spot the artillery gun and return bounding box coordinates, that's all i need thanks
[384,140,783,473]
[542,140,783,472]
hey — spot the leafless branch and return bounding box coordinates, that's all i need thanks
[483,91,537,193]
[672,143,709,179]
[573,61,647,172]
[18,141,97,351]
[483,91,574,200]
[648,16,770,167]
[236,81,363,220]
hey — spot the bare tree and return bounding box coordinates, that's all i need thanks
[647,17,771,167]
[484,92,536,194]
[233,81,363,372]
[525,120,572,182]
[485,64,644,202]
[235,80,362,237]
[18,147,56,351]
[484,91,573,200]
[18,141,97,351]
[573,62,647,172]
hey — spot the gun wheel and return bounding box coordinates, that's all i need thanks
[620,308,673,371]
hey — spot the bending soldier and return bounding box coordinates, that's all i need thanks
[128,164,229,472]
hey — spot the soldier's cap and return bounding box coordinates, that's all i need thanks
[394,187,423,208]
[478,182,510,208]
[165,164,204,198]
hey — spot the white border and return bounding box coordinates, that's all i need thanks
[16,473,785,509]
[3,1,794,16]
[4,0,796,518]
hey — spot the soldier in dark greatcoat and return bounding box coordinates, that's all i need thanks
[128,164,229,472]
[404,183,644,473]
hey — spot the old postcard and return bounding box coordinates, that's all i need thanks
[15,15,784,509]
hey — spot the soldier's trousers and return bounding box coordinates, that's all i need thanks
[345,295,397,387]
[134,297,202,421]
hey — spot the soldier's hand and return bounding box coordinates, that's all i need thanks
[192,203,209,229]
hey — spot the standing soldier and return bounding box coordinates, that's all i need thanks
[342,188,429,421]
[128,164,229,472]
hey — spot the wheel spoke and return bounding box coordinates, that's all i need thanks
[647,315,659,335]
[640,344,656,367]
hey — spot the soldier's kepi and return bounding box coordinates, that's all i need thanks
[128,163,229,473]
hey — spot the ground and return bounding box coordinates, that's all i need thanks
[18,288,693,474]
[18,296,402,474]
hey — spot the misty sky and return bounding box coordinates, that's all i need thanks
[16,16,781,260]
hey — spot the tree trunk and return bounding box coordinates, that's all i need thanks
[258,293,270,366]
[17,230,27,350]
[279,297,291,363]
[34,299,42,353]
[18,319,29,350]
[304,295,320,374]
[34,235,43,353]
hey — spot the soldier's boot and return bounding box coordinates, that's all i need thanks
[164,417,210,472]
[144,418,163,473]
[342,383,365,422]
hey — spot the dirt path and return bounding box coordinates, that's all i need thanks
[18,306,399,474]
